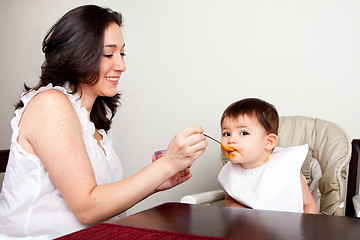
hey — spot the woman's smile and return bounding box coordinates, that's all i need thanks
[105,76,120,84]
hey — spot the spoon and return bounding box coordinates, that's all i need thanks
[203,133,238,152]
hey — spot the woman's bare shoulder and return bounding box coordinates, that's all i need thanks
[25,89,75,114]
[18,89,82,154]
[21,89,80,130]
[29,88,71,104]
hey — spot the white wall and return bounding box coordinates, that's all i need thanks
[1,0,359,215]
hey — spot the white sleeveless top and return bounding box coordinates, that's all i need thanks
[218,144,308,213]
[0,83,124,238]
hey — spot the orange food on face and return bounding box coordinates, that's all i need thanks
[221,143,238,152]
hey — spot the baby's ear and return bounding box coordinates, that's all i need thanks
[265,134,278,151]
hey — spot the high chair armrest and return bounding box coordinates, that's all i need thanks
[180,190,225,205]
[353,195,360,217]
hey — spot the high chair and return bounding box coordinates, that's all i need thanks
[181,116,357,216]
[0,149,10,191]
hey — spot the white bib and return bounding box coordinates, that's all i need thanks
[218,144,308,213]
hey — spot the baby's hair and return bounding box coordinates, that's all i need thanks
[221,98,279,135]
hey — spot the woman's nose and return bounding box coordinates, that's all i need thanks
[114,55,126,72]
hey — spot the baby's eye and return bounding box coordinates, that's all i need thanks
[222,132,231,137]
[103,54,113,58]
[240,131,249,136]
[120,52,126,57]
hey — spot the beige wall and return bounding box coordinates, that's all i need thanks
[1,0,360,215]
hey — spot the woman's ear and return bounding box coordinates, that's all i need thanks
[265,134,278,151]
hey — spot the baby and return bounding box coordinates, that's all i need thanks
[218,98,318,214]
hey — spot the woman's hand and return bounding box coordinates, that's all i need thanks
[152,155,192,191]
[154,125,207,191]
[162,125,207,172]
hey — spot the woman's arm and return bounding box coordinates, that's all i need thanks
[18,90,207,225]
[224,193,249,208]
[300,173,319,214]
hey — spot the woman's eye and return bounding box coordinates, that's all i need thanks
[240,131,249,136]
[104,53,125,58]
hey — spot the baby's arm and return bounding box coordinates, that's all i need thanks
[224,193,249,208]
[300,173,319,214]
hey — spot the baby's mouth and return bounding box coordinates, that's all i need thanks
[221,143,239,153]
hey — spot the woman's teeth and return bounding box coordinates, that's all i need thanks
[105,77,119,82]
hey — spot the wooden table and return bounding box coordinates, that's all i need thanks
[113,202,360,240]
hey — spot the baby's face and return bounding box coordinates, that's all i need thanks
[221,114,270,169]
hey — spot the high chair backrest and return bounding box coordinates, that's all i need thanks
[0,149,10,191]
[277,116,351,215]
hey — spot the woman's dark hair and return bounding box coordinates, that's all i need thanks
[16,5,123,132]
[221,98,279,135]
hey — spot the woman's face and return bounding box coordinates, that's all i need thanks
[83,22,126,99]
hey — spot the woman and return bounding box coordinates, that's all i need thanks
[0,5,207,238]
